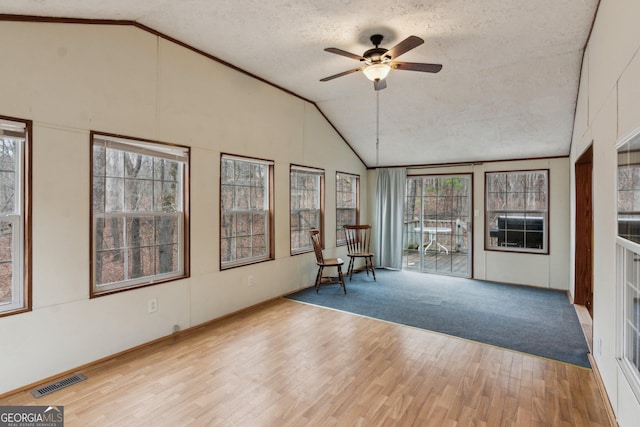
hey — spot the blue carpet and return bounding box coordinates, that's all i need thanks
[285,269,591,368]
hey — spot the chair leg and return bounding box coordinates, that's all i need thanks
[337,265,346,294]
[368,256,376,281]
[315,266,323,292]
[347,257,354,281]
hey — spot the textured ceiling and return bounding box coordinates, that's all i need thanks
[0,0,599,167]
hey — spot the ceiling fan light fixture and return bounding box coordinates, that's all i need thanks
[363,63,391,81]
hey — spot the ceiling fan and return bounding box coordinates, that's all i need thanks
[320,34,442,90]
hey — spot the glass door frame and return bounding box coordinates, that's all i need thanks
[403,173,473,278]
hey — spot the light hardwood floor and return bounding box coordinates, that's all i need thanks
[574,304,594,352]
[1,298,612,426]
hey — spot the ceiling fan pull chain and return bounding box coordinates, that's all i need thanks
[376,91,380,166]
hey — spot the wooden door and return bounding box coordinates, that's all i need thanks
[575,146,593,316]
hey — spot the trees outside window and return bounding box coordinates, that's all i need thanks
[290,165,324,254]
[91,133,189,296]
[0,116,30,316]
[336,172,359,245]
[485,170,548,254]
[618,163,640,243]
[220,154,274,268]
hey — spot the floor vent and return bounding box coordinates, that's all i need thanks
[31,374,87,398]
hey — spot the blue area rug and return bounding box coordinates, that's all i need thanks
[285,269,591,368]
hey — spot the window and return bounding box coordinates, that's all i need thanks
[221,154,274,268]
[617,132,640,402]
[290,165,324,254]
[618,150,640,243]
[0,117,31,316]
[336,172,359,245]
[485,170,548,253]
[91,133,189,296]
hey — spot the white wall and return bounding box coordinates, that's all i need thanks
[368,157,570,289]
[570,0,640,425]
[0,21,367,394]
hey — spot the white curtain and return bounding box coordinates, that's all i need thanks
[374,168,406,269]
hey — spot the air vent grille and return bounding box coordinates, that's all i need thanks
[31,374,87,398]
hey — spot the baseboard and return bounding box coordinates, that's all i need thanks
[588,353,618,427]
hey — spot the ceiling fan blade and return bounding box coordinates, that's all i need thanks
[374,79,387,91]
[392,62,443,73]
[324,47,365,61]
[320,67,364,82]
[384,36,424,60]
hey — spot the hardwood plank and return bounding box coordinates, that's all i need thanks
[0,299,613,426]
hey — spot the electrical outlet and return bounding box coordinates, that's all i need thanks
[596,337,603,357]
[173,324,180,334]
[248,275,254,286]
[148,298,158,313]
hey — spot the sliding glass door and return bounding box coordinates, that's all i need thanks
[403,174,472,277]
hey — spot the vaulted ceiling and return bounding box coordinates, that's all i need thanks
[0,0,599,167]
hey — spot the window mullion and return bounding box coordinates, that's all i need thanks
[10,215,22,306]
[122,213,129,282]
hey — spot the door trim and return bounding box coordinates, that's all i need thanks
[574,145,593,317]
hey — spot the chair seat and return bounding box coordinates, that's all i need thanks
[320,257,344,267]
[348,252,374,258]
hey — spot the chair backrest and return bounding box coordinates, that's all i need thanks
[310,229,324,264]
[343,224,373,254]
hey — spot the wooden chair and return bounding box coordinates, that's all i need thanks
[343,224,376,281]
[310,229,346,294]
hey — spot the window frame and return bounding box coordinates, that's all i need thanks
[290,164,325,255]
[484,169,549,254]
[220,153,275,269]
[335,172,360,246]
[616,130,640,403]
[616,239,640,402]
[90,132,190,297]
[0,115,32,317]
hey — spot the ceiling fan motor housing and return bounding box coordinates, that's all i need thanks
[364,34,390,64]
[363,47,389,64]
